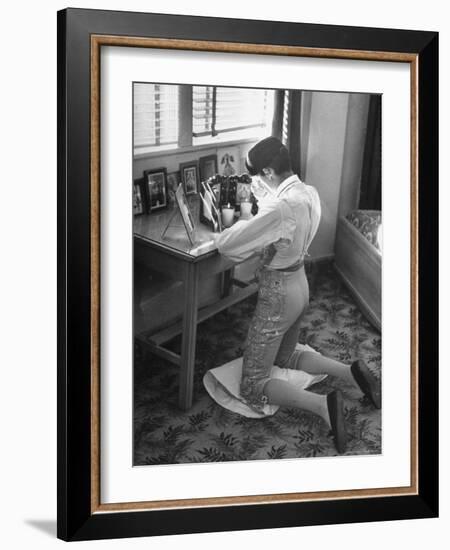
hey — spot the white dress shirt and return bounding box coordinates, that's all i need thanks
[214,174,321,269]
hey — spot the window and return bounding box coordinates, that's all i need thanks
[133,83,179,149]
[192,86,272,140]
[133,84,275,155]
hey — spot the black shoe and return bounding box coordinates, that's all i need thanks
[351,359,381,409]
[327,390,347,454]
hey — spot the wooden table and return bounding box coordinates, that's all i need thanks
[134,208,257,410]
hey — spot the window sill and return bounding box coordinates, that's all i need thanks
[133,137,258,161]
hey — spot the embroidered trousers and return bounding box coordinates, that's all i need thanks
[240,265,310,412]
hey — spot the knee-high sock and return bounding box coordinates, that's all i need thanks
[295,351,355,385]
[263,378,331,427]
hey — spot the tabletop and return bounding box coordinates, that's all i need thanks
[134,206,219,260]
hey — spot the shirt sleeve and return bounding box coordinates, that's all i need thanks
[214,199,296,263]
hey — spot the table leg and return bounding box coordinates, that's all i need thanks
[222,267,235,297]
[179,261,199,410]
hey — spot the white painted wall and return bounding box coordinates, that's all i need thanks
[133,140,257,180]
[304,91,370,259]
[338,93,371,217]
[305,92,350,257]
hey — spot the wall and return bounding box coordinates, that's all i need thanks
[303,91,370,259]
[338,94,371,216]
[133,140,256,180]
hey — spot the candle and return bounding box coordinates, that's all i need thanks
[221,204,235,228]
[240,201,252,219]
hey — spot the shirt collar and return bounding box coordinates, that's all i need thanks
[275,174,302,198]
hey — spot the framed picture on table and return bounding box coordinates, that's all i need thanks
[167,170,181,204]
[58,7,438,542]
[180,161,199,195]
[174,184,197,245]
[143,168,168,212]
[199,154,218,183]
[133,179,145,215]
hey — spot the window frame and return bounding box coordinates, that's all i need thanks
[133,85,275,157]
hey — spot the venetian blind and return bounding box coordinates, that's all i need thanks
[133,83,179,148]
[193,86,270,138]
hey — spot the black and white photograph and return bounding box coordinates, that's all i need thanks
[1,0,443,545]
[133,180,144,215]
[219,149,238,176]
[199,154,218,182]
[175,184,196,242]
[48,2,440,544]
[180,161,199,195]
[167,170,181,204]
[133,82,382,465]
[143,168,167,211]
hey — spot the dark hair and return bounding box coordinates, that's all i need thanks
[245,136,292,176]
[265,146,292,175]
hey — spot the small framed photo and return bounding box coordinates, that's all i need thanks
[199,154,218,183]
[132,179,145,215]
[143,168,167,212]
[166,171,181,204]
[210,182,221,205]
[175,184,196,245]
[219,148,239,176]
[236,181,252,204]
[180,161,199,195]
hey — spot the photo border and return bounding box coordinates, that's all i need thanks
[57,7,438,541]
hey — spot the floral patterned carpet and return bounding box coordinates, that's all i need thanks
[134,261,381,465]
